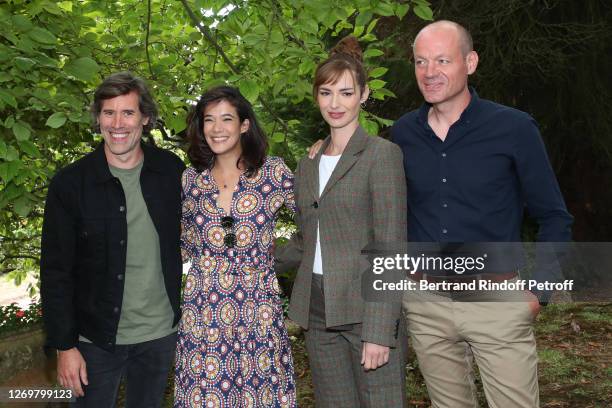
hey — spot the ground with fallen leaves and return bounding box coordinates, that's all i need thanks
[291,303,611,408]
[149,303,610,407]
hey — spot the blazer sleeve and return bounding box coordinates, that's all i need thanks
[40,175,79,350]
[361,141,408,347]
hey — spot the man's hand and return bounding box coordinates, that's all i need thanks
[307,139,324,159]
[361,342,390,371]
[525,291,542,319]
[57,347,88,397]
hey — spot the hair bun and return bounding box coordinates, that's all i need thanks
[329,36,363,63]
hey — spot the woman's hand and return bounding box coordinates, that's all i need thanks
[361,342,390,371]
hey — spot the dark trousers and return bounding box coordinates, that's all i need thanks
[74,332,176,408]
[305,274,407,408]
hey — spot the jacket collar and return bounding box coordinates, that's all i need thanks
[93,140,163,183]
[306,125,369,200]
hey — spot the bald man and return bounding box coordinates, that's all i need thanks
[391,21,572,408]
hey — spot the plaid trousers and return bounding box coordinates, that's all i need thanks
[304,274,408,408]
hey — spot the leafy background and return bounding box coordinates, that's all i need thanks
[1,0,611,292]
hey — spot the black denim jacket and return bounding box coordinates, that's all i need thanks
[40,142,185,351]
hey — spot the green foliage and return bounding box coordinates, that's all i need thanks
[0,0,433,287]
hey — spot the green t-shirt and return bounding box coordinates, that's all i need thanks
[80,161,175,345]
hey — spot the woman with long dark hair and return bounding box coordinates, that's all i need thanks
[175,86,297,407]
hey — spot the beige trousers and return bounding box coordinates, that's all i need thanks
[402,288,539,408]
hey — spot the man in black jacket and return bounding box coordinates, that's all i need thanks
[40,72,185,407]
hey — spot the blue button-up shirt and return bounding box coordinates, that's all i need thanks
[391,89,573,244]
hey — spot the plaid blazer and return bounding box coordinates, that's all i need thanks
[278,126,407,347]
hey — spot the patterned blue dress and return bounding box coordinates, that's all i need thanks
[175,156,298,408]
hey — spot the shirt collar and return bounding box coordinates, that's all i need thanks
[93,140,162,183]
[417,87,480,125]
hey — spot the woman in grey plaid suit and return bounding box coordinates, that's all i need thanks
[276,36,408,407]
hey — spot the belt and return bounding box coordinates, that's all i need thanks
[409,271,518,285]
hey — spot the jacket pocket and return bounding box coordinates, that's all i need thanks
[77,218,106,259]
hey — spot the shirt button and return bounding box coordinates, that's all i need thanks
[442,178,447,183]
[119,205,125,212]
[442,153,447,157]
[113,306,119,313]
[442,203,448,208]
[117,274,124,281]
[442,229,448,234]
[119,240,125,246]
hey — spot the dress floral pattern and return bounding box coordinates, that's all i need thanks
[175,156,298,408]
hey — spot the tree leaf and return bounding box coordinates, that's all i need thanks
[0,89,17,108]
[368,79,386,90]
[363,48,384,58]
[13,57,36,72]
[355,10,372,27]
[0,160,22,183]
[373,2,395,17]
[369,67,388,78]
[239,79,260,103]
[359,117,379,136]
[28,27,57,44]
[17,140,40,158]
[414,4,434,21]
[0,140,7,159]
[272,132,285,143]
[13,195,33,218]
[45,112,67,128]
[395,3,410,20]
[5,145,19,161]
[4,115,16,129]
[366,18,379,35]
[12,121,31,141]
[11,15,33,32]
[372,88,397,99]
[57,1,73,12]
[167,113,187,134]
[63,57,100,82]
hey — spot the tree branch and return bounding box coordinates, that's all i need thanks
[145,0,154,78]
[268,0,308,51]
[178,0,290,133]
[156,119,185,145]
[179,0,240,73]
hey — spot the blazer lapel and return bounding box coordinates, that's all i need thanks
[320,126,369,199]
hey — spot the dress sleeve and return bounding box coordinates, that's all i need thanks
[276,157,296,213]
[274,159,302,274]
[180,168,199,263]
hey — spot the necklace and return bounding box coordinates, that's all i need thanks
[213,171,235,190]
